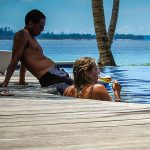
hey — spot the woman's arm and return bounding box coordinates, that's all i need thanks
[92,82,121,102]
[92,84,112,101]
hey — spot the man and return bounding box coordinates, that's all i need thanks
[2,9,73,94]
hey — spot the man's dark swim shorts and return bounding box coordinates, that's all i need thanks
[39,66,73,94]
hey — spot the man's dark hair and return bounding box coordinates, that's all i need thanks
[25,9,46,25]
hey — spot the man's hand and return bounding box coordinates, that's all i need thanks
[14,81,28,85]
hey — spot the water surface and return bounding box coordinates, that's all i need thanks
[0,40,150,103]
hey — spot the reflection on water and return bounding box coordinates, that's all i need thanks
[100,66,150,104]
[65,66,150,104]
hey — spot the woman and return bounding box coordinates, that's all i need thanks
[63,57,121,102]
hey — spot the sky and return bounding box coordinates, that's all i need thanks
[1,0,150,35]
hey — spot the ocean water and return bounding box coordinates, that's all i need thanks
[1,39,150,66]
[0,39,150,103]
[100,66,150,104]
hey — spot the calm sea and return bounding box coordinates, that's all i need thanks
[0,39,150,103]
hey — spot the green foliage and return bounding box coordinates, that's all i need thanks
[114,34,144,40]
[38,32,96,40]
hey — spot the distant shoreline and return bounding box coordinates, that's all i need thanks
[1,27,150,40]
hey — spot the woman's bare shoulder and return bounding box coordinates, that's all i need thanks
[93,84,107,91]
[92,84,111,101]
[63,85,75,96]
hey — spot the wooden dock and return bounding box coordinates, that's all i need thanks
[0,71,150,150]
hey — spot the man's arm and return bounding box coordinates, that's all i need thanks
[18,63,28,85]
[2,30,28,87]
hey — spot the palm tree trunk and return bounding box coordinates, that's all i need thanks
[108,0,120,49]
[92,0,119,66]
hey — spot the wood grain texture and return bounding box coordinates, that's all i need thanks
[0,71,150,150]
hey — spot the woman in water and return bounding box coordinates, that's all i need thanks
[63,57,121,102]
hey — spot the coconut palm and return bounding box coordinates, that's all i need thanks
[92,0,120,66]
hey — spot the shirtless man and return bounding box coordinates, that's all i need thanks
[2,9,73,94]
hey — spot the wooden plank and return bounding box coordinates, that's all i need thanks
[0,71,150,150]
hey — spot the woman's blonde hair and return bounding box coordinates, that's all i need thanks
[73,57,96,92]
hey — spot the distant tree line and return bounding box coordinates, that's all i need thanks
[38,32,96,40]
[114,34,144,40]
[0,27,14,39]
[0,27,150,40]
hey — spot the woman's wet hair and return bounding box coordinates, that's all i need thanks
[73,57,96,92]
[25,9,46,25]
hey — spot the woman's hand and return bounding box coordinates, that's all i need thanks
[112,80,122,92]
[112,80,122,101]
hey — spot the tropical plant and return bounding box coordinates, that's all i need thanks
[92,0,120,66]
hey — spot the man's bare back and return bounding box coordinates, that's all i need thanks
[2,9,72,92]
[18,29,55,79]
